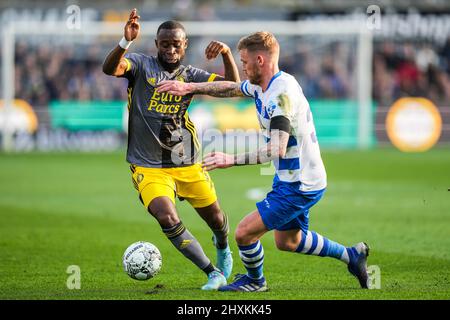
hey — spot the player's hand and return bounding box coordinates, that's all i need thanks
[124,8,140,41]
[157,80,193,96]
[205,41,231,60]
[202,152,234,171]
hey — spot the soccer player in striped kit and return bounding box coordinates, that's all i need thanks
[158,31,371,292]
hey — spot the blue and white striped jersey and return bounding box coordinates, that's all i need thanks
[240,71,327,192]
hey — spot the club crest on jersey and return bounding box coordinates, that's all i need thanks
[267,101,277,118]
[176,75,185,83]
[147,78,156,86]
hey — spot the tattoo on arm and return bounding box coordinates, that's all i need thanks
[193,81,244,97]
[233,144,274,166]
[233,130,289,166]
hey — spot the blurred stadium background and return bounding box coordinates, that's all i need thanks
[1,0,450,151]
[0,0,449,300]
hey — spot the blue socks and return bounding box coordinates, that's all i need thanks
[296,230,350,264]
[238,240,265,279]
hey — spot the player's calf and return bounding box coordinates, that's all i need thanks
[162,221,219,277]
[274,239,298,252]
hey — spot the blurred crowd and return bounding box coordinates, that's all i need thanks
[9,37,450,108]
[13,41,128,107]
[279,40,356,100]
[373,41,450,106]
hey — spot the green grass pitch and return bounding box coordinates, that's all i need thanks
[0,148,449,300]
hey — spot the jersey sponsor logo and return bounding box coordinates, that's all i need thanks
[277,93,292,114]
[148,90,183,114]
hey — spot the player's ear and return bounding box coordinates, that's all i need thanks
[184,38,189,49]
[257,55,264,66]
[154,39,158,48]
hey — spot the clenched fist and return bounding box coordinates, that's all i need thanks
[205,41,231,60]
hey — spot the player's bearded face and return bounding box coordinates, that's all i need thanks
[156,29,187,72]
[247,63,263,85]
[240,49,262,85]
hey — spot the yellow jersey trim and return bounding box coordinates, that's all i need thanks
[184,112,201,151]
[207,73,217,82]
[124,58,132,72]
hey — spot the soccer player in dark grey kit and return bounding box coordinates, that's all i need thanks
[103,8,240,290]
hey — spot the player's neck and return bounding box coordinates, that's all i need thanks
[260,66,280,92]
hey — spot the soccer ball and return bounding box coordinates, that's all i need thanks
[122,241,162,280]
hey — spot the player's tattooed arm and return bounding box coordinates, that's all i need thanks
[157,80,245,97]
[202,125,290,171]
[194,81,244,97]
[233,127,290,165]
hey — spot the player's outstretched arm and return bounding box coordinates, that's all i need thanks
[204,41,240,82]
[102,8,140,76]
[202,128,290,171]
[157,80,244,97]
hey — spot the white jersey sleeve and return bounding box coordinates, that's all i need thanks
[239,80,258,98]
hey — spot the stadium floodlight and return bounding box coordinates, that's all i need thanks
[1,20,373,151]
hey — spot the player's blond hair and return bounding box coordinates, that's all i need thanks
[237,31,279,55]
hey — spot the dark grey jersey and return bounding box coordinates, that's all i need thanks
[121,53,216,168]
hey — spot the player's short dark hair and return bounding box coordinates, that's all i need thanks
[157,20,186,36]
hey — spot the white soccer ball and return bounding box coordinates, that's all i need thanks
[122,241,162,280]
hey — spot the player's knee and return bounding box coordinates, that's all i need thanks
[158,215,180,228]
[234,225,251,245]
[234,230,246,245]
[207,211,223,230]
[148,207,179,228]
[196,203,223,229]
[275,239,297,252]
